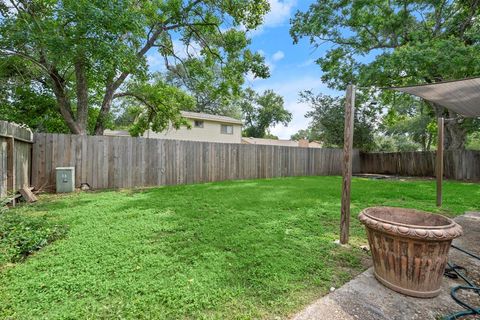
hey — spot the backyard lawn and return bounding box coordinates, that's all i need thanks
[1,176,479,319]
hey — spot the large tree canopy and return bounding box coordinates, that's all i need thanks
[241,88,292,138]
[0,0,269,135]
[291,0,480,150]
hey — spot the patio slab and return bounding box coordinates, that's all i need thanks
[292,212,480,320]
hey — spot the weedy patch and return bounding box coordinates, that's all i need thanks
[0,212,68,265]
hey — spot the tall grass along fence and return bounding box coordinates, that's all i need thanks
[360,151,480,181]
[32,133,359,191]
[0,121,33,197]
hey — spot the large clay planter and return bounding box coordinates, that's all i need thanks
[359,207,463,298]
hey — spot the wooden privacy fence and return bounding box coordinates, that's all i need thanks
[32,133,360,191]
[360,151,480,181]
[0,121,33,197]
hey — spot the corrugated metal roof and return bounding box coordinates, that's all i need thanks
[181,111,243,125]
[391,77,480,117]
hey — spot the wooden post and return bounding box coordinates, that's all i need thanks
[340,84,355,244]
[6,136,15,192]
[436,117,444,207]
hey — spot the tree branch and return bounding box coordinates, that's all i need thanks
[113,91,169,110]
[0,49,50,75]
[113,91,154,108]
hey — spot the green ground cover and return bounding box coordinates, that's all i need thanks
[1,176,478,319]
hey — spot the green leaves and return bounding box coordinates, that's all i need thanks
[241,88,292,138]
[114,78,196,137]
[298,90,377,151]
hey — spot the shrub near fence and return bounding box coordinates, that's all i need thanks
[32,133,360,191]
[360,151,480,181]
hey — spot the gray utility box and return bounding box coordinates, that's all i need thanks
[56,167,75,193]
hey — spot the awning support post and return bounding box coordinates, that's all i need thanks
[436,117,444,207]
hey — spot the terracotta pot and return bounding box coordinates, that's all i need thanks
[359,207,463,298]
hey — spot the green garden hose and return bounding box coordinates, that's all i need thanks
[443,245,480,320]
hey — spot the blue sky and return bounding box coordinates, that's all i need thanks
[147,0,339,139]
[244,0,339,139]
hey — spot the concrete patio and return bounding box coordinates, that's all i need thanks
[292,212,480,320]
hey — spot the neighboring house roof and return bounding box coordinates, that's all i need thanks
[241,137,300,147]
[242,137,324,148]
[308,141,323,148]
[181,111,243,125]
[104,129,130,136]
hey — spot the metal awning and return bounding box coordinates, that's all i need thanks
[391,77,480,117]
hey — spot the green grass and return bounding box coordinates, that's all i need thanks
[0,176,479,319]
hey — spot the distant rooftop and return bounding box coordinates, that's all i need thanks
[242,137,299,147]
[242,137,323,148]
[181,111,243,125]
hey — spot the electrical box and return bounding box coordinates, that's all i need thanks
[56,167,75,193]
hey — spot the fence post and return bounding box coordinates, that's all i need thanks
[6,137,15,192]
[340,84,355,244]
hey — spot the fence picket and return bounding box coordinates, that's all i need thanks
[360,151,479,181]
[30,133,354,191]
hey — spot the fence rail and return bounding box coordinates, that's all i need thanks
[360,151,480,181]
[0,121,33,197]
[32,133,359,191]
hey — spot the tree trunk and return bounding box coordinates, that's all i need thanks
[94,73,129,135]
[75,56,88,135]
[429,103,466,150]
[444,110,466,150]
[420,134,427,151]
[426,132,433,151]
[93,27,167,135]
[50,71,82,134]
[94,84,115,135]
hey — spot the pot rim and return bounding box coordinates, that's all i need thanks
[358,206,463,240]
[361,206,455,230]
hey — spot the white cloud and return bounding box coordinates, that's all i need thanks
[272,50,285,61]
[264,0,297,28]
[248,0,297,36]
[270,100,311,139]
